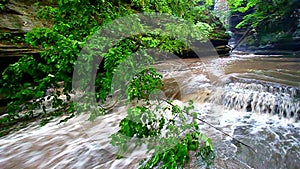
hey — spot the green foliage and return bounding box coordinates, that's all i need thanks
[227,0,299,45]
[227,0,298,28]
[131,0,213,18]
[141,132,215,169]
[127,68,163,101]
[0,0,214,117]
[0,32,25,44]
[111,100,215,168]
[0,0,218,167]
[90,20,212,102]
[0,0,7,12]
[0,7,217,166]
[115,106,164,138]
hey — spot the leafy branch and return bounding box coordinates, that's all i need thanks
[110,98,215,168]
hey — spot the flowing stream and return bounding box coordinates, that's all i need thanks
[0,53,299,168]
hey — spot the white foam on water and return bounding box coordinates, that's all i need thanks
[1,56,299,168]
[1,96,299,168]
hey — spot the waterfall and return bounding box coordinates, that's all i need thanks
[214,0,230,30]
[1,56,299,169]
[209,81,300,122]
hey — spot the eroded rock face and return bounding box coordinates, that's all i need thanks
[229,5,300,54]
[0,0,47,73]
[0,0,45,33]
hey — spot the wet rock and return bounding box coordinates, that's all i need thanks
[0,0,47,73]
[211,40,231,57]
[229,5,299,54]
[0,44,40,57]
[0,0,44,33]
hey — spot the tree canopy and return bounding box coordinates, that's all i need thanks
[228,0,299,45]
[0,0,217,118]
[1,0,296,167]
[0,0,219,167]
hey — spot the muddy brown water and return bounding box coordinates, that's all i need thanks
[0,54,299,168]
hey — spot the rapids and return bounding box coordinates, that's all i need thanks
[0,53,299,168]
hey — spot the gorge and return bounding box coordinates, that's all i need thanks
[0,0,299,168]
